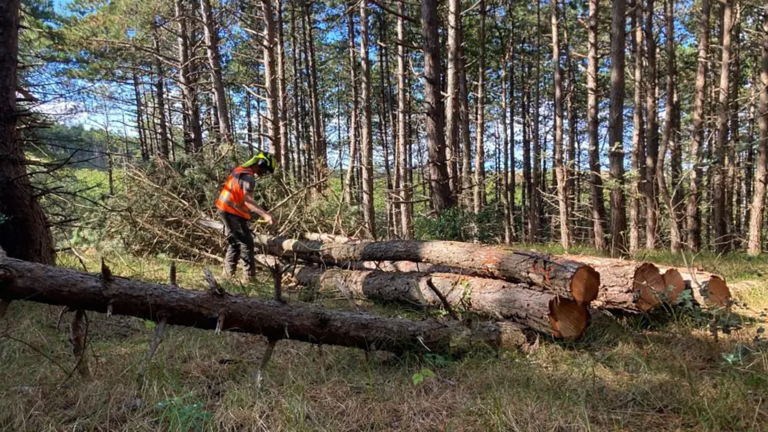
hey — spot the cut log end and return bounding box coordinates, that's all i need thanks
[548,298,589,339]
[634,263,666,312]
[569,266,600,304]
[705,276,731,308]
[661,268,686,304]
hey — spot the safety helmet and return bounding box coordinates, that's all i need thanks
[242,151,276,173]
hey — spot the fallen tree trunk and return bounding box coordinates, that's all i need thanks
[254,235,600,304]
[0,250,527,354]
[289,265,589,339]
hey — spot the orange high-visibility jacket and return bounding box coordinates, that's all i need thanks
[215,166,254,219]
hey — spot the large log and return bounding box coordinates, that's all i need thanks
[0,250,527,354]
[290,265,589,339]
[253,235,600,304]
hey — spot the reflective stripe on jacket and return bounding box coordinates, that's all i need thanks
[215,166,253,219]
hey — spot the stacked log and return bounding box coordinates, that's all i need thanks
[253,235,601,305]
[254,236,601,340]
[289,265,588,338]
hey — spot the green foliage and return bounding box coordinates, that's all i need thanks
[411,368,435,386]
[155,393,212,432]
[414,206,505,242]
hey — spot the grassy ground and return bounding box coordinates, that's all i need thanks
[1,249,767,431]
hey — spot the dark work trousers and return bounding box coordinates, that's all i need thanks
[219,211,255,279]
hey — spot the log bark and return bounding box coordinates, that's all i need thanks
[0,251,526,354]
[290,266,589,339]
[253,235,600,304]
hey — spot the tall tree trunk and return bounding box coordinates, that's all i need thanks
[587,0,607,250]
[378,13,394,239]
[261,0,280,163]
[644,0,659,249]
[508,44,517,242]
[133,73,149,161]
[563,5,577,220]
[303,2,325,183]
[397,0,413,238]
[200,0,233,144]
[552,0,571,250]
[291,1,303,181]
[713,0,734,253]
[531,0,542,242]
[152,24,169,159]
[344,6,359,205]
[473,0,486,214]
[687,0,711,252]
[175,0,203,153]
[747,4,768,256]
[728,7,741,245]
[277,0,289,171]
[446,0,460,197]
[523,66,533,242]
[421,0,455,213]
[359,0,376,238]
[458,21,472,208]
[608,0,628,256]
[630,1,644,255]
[658,0,682,252]
[0,0,54,264]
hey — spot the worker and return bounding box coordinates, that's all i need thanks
[215,151,276,281]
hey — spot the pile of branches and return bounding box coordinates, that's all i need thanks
[105,157,361,261]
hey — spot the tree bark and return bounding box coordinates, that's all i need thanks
[687,0,711,252]
[359,0,376,238]
[587,0,607,251]
[0,0,54,265]
[345,6,360,205]
[254,235,600,304]
[552,0,570,250]
[608,0,628,256]
[713,0,735,253]
[291,266,589,339]
[200,0,233,144]
[421,0,454,213]
[748,4,768,256]
[473,0,486,214]
[0,252,526,354]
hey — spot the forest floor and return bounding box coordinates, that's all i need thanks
[1,248,768,431]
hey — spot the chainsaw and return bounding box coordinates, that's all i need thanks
[197,217,271,232]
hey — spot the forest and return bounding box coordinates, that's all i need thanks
[1,0,768,429]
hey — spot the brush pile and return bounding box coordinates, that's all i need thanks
[256,234,733,341]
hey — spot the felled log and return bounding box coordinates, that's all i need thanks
[0,250,526,354]
[253,235,600,304]
[554,255,683,313]
[290,265,589,339]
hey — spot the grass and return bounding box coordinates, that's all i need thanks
[1,249,768,431]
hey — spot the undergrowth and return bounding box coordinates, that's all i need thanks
[1,250,767,431]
